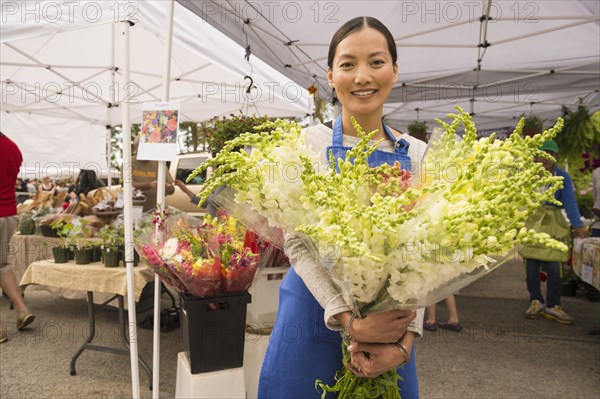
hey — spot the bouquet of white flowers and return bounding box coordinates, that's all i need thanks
[189,107,567,398]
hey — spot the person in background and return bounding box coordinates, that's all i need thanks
[37,176,56,195]
[0,132,35,343]
[524,140,588,325]
[75,169,105,197]
[56,181,69,193]
[131,135,175,212]
[423,294,462,332]
[173,180,224,217]
[25,179,37,195]
[15,178,28,204]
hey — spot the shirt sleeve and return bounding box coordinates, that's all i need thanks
[557,169,584,228]
[407,308,424,337]
[284,232,351,331]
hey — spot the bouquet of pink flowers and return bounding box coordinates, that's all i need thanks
[135,207,267,297]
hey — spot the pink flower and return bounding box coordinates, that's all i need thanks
[177,240,191,252]
[142,245,163,266]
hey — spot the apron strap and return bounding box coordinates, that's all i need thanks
[332,113,407,149]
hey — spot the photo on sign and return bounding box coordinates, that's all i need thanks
[141,109,178,144]
[137,102,180,161]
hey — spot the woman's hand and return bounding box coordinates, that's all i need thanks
[336,309,416,343]
[346,333,414,379]
[573,227,589,239]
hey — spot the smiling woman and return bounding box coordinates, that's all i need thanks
[257,16,425,399]
[327,16,398,141]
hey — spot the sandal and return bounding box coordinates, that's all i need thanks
[438,321,462,332]
[423,321,437,332]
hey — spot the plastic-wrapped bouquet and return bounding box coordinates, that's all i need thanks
[135,207,263,297]
[189,107,568,398]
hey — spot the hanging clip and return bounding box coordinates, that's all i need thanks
[245,44,251,62]
[244,75,255,94]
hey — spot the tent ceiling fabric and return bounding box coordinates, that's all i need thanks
[177,0,600,130]
[1,1,310,169]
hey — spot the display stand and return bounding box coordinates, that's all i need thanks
[175,352,245,399]
[243,333,270,399]
[246,266,288,327]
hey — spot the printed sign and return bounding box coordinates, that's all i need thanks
[137,102,180,161]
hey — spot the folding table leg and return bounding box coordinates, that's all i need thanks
[70,291,95,376]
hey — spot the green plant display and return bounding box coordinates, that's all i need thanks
[555,105,600,164]
[49,219,74,248]
[204,114,271,155]
[522,115,543,130]
[100,225,124,249]
[407,120,427,134]
[70,219,91,249]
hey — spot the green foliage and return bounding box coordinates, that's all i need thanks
[553,105,600,218]
[180,121,209,153]
[522,115,543,130]
[555,105,600,164]
[564,151,597,218]
[203,114,271,155]
[49,219,74,248]
[407,120,427,134]
[109,123,141,173]
[71,219,92,249]
[19,215,36,235]
[100,225,124,248]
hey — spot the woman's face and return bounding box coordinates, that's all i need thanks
[535,151,557,172]
[328,27,397,118]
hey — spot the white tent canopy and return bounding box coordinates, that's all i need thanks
[1,0,311,174]
[177,0,600,131]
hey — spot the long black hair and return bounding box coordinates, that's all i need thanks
[327,16,397,68]
[75,169,100,196]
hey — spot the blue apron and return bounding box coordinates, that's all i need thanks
[258,118,418,399]
[326,114,412,171]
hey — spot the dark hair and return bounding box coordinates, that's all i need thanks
[76,169,100,196]
[327,17,397,68]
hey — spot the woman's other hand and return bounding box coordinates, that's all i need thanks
[346,332,414,378]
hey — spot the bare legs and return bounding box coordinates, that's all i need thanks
[425,295,460,325]
[0,268,27,311]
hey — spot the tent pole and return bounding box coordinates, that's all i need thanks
[153,2,175,398]
[107,24,116,188]
[120,20,141,399]
[492,18,600,46]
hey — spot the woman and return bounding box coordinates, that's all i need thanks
[522,140,588,324]
[75,169,104,197]
[258,17,426,398]
[37,176,56,195]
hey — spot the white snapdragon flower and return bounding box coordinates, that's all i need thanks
[160,238,178,261]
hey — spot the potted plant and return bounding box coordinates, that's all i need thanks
[100,225,123,267]
[406,120,428,142]
[49,219,74,263]
[89,242,103,263]
[71,219,91,265]
[522,115,543,137]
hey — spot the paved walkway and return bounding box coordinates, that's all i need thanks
[1,258,599,398]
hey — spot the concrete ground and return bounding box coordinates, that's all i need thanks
[1,258,599,399]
